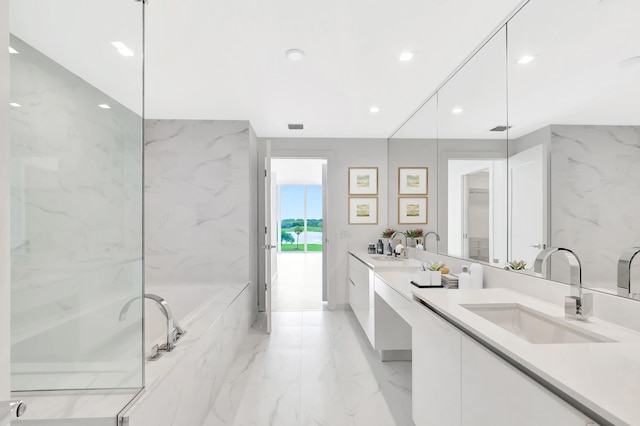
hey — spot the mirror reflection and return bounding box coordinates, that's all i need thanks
[437,26,508,267]
[506,0,640,296]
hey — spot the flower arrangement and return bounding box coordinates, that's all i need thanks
[405,228,424,238]
[506,260,527,270]
[381,228,396,238]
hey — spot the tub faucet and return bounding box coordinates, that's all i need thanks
[423,231,440,251]
[119,293,186,352]
[391,231,408,258]
[617,247,640,298]
[533,247,592,321]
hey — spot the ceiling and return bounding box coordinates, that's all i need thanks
[9,0,527,138]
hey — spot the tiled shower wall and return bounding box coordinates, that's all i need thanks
[144,120,251,285]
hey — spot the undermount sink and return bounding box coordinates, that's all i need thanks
[369,255,406,262]
[461,303,614,344]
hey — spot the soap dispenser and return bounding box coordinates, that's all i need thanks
[386,241,393,256]
[458,266,471,290]
[377,239,384,254]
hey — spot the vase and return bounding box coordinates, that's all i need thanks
[430,270,442,286]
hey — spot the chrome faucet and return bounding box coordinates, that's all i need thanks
[120,293,186,352]
[423,231,440,251]
[391,231,408,258]
[617,247,640,298]
[533,247,592,321]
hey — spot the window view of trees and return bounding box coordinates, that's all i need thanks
[279,185,323,252]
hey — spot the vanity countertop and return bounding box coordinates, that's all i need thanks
[411,286,640,426]
[349,250,424,270]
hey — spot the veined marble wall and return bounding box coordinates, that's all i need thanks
[145,120,251,285]
[550,125,640,291]
[9,36,143,390]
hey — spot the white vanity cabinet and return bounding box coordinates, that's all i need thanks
[413,302,596,426]
[460,335,594,426]
[348,254,375,346]
[412,304,462,425]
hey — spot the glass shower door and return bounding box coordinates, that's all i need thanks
[9,0,144,398]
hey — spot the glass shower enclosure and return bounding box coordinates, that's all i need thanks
[8,0,145,419]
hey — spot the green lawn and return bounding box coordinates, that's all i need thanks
[282,226,323,232]
[280,244,323,252]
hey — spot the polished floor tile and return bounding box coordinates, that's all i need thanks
[272,253,324,311]
[209,310,413,426]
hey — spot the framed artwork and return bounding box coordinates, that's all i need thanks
[348,197,378,225]
[398,167,428,195]
[349,167,378,195]
[398,197,428,224]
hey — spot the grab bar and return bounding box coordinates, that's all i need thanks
[0,400,27,425]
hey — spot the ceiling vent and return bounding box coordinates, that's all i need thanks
[490,125,511,132]
[288,124,304,130]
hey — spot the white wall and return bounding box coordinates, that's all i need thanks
[388,139,438,242]
[263,137,388,309]
[1,0,11,400]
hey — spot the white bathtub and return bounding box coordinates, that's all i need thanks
[121,281,255,426]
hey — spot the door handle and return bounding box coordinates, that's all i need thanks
[1,400,27,425]
[262,245,276,250]
[530,243,546,250]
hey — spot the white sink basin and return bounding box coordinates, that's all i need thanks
[461,303,614,344]
[369,255,406,263]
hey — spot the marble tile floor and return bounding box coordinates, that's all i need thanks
[208,310,413,426]
[272,253,324,312]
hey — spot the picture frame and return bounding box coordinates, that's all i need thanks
[398,167,428,195]
[398,197,428,224]
[349,167,378,195]
[348,197,378,225]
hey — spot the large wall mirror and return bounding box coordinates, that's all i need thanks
[390,0,640,301]
[507,0,640,297]
[437,26,508,267]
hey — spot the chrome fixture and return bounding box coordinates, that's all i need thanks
[390,231,408,258]
[120,294,186,354]
[617,247,640,298]
[1,400,27,425]
[533,247,592,321]
[423,231,441,251]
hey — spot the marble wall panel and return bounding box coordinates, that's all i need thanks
[550,125,640,290]
[144,119,250,285]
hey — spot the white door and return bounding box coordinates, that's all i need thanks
[508,144,546,267]
[321,163,328,301]
[263,143,273,333]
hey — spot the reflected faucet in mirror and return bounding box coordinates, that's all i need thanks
[120,294,186,352]
[533,247,592,321]
[390,231,408,258]
[423,231,440,251]
[617,247,640,299]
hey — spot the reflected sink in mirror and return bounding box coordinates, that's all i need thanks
[461,303,614,344]
[369,255,406,263]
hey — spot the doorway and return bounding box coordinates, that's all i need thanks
[270,158,327,311]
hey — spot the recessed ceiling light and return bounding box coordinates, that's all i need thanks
[8,47,19,54]
[451,107,464,114]
[9,102,21,107]
[370,106,380,113]
[286,49,305,62]
[399,51,414,62]
[517,55,535,64]
[111,41,134,57]
[98,104,111,109]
